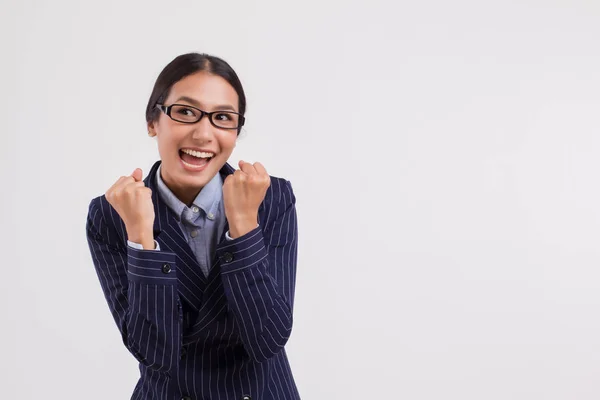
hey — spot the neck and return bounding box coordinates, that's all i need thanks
[159,169,203,207]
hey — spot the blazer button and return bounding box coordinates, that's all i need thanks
[161,263,172,274]
[181,396,192,400]
[242,395,252,400]
[222,252,234,263]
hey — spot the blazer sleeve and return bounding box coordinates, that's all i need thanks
[215,178,298,363]
[85,197,183,373]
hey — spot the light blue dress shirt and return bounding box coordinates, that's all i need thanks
[127,164,235,276]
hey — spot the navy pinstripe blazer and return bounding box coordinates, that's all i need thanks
[86,160,300,400]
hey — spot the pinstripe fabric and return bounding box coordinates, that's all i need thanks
[86,160,300,400]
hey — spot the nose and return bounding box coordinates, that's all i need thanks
[190,114,214,141]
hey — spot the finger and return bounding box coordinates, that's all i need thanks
[233,169,248,181]
[131,168,143,182]
[239,160,258,175]
[139,186,152,198]
[125,181,146,193]
[113,175,136,191]
[252,162,268,177]
[112,178,143,199]
[107,176,131,195]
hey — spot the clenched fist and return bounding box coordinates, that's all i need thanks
[223,160,271,239]
[105,168,155,249]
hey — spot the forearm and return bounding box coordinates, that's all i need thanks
[216,226,295,362]
[123,245,183,371]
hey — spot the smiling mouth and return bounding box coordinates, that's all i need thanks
[179,149,215,169]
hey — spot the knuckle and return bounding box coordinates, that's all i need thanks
[126,181,141,191]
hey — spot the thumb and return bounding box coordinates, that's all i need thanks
[131,168,143,182]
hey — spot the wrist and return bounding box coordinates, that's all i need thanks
[228,217,258,239]
[126,229,155,249]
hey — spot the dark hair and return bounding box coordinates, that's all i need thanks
[145,53,247,135]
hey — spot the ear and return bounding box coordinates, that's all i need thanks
[148,122,157,137]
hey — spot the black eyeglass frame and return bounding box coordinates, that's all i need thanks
[155,103,245,130]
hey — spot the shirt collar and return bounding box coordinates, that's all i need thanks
[156,163,222,220]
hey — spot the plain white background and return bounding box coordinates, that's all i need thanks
[1,0,600,398]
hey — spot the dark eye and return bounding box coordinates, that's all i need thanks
[214,112,233,121]
[177,107,196,117]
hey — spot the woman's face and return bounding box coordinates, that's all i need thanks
[148,71,240,203]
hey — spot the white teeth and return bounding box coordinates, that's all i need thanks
[182,159,208,169]
[181,148,214,158]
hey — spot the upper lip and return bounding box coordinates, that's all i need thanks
[180,147,217,155]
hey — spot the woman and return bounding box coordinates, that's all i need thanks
[86,53,300,400]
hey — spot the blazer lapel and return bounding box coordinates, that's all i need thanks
[217,162,235,243]
[144,160,206,310]
[203,162,235,284]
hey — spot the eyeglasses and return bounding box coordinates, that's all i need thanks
[155,103,245,130]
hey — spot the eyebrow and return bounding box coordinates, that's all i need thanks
[174,96,237,112]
